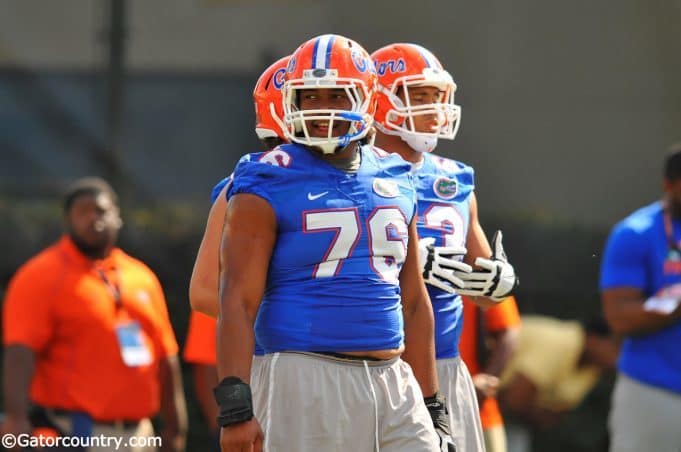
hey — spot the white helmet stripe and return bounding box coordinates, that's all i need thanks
[408,43,442,69]
[313,35,335,69]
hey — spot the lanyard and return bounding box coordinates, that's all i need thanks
[97,267,122,309]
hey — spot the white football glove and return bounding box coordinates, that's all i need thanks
[418,237,473,294]
[456,230,518,301]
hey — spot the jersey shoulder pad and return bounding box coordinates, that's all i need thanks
[365,146,412,178]
[428,154,474,177]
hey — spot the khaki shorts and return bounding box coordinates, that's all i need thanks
[48,412,156,452]
[253,352,439,452]
[437,356,487,452]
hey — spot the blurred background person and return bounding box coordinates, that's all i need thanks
[1,177,187,452]
[599,145,681,452]
[496,316,619,452]
[460,295,521,452]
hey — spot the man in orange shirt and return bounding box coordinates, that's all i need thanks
[2,177,187,452]
[460,295,521,452]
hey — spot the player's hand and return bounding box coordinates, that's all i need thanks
[219,418,263,452]
[419,237,473,294]
[424,393,457,452]
[456,231,518,301]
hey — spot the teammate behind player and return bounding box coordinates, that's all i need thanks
[215,34,452,452]
[373,42,519,452]
[186,56,291,443]
[190,55,290,317]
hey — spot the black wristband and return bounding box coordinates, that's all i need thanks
[424,392,451,435]
[213,376,254,428]
[423,245,435,278]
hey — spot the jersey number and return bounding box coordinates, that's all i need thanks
[303,207,408,283]
[421,203,465,247]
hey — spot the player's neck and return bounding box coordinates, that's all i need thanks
[374,133,423,164]
[309,142,359,161]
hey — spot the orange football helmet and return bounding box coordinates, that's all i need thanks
[253,55,290,143]
[372,43,461,150]
[281,34,377,154]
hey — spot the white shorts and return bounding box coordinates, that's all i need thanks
[609,373,681,452]
[437,356,487,452]
[253,352,439,452]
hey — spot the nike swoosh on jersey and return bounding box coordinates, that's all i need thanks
[307,191,329,200]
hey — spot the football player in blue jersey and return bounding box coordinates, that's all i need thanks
[214,35,452,452]
[372,43,519,452]
[600,146,681,452]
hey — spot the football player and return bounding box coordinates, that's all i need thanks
[372,42,519,452]
[215,34,450,452]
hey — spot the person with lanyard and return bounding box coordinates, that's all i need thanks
[600,144,681,452]
[2,177,187,452]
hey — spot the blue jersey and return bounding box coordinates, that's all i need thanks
[227,143,417,353]
[210,169,266,356]
[413,153,475,359]
[600,201,681,393]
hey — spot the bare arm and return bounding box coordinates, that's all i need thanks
[400,217,439,398]
[159,355,188,452]
[191,364,219,433]
[217,193,274,451]
[189,186,228,317]
[602,287,681,336]
[217,193,276,382]
[464,193,500,308]
[2,344,34,435]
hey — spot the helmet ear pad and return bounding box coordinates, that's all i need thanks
[381,85,407,128]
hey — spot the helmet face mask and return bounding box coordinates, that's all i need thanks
[373,44,462,151]
[382,73,460,140]
[281,35,377,154]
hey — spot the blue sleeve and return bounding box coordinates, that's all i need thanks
[226,159,277,206]
[210,177,231,203]
[467,165,475,191]
[599,223,648,291]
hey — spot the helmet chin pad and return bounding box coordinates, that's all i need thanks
[400,131,439,153]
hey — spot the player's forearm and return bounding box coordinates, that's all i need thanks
[466,295,500,308]
[401,295,439,397]
[189,280,219,318]
[3,344,35,419]
[216,293,258,383]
